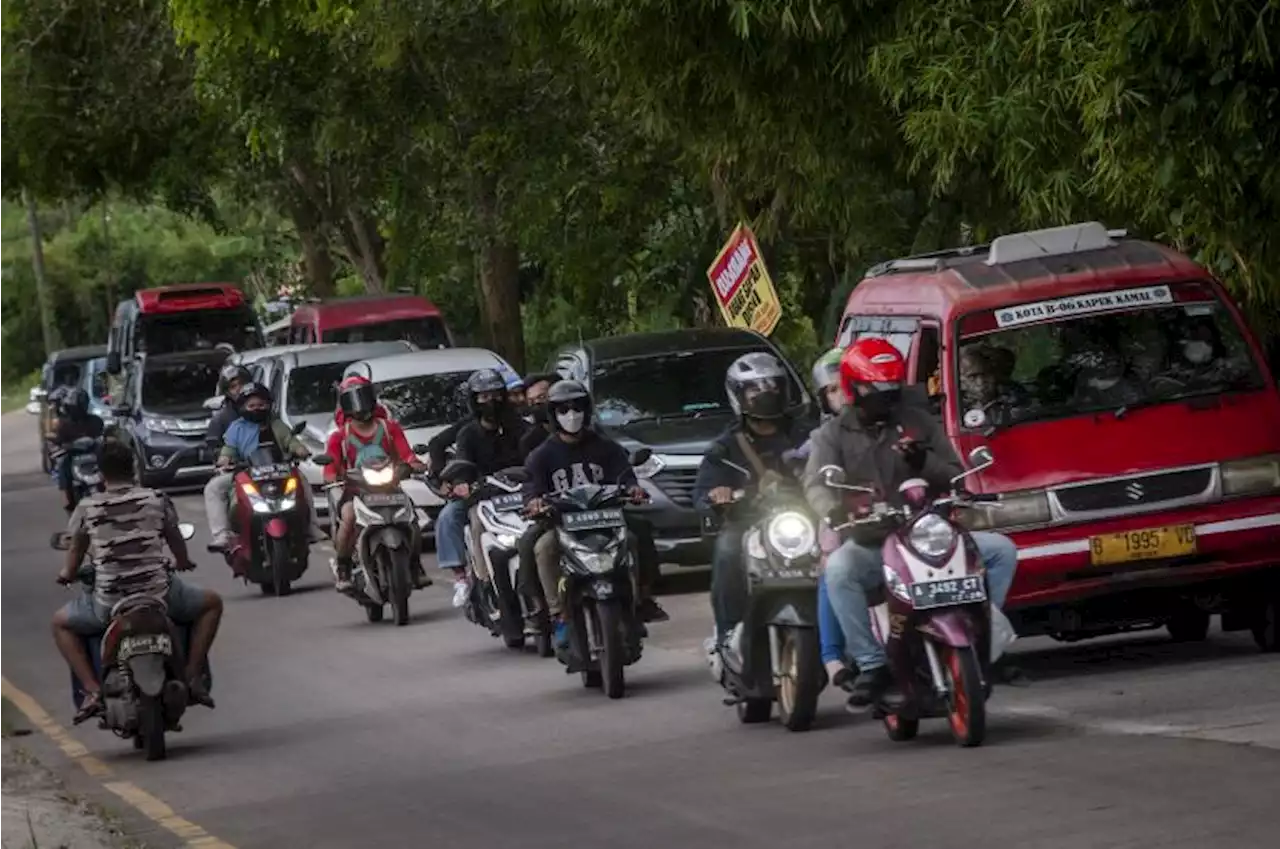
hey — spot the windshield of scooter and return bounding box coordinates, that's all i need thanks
[248,445,285,467]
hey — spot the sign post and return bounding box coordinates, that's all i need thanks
[706,223,782,336]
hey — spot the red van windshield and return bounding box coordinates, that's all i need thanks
[140,307,262,355]
[955,283,1264,430]
[323,316,449,349]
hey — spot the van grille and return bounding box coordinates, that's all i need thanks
[652,469,699,507]
[1054,467,1214,514]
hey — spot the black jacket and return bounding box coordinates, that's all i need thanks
[519,425,551,462]
[523,431,636,502]
[455,416,528,477]
[693,422,807,511]
[55,415,105,445]
[427,420,464,473]
[205,404,238,448]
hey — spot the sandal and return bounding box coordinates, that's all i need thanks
[187,677,216,709]
[73,692,104,725]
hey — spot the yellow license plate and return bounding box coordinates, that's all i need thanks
[1089,524,1197,566]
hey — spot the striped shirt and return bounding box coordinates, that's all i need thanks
[68,485,175,610]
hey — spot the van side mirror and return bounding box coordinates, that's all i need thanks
[106,351,122,375]
[312,454,334,467]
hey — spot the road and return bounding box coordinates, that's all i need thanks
[3,410,1279,849]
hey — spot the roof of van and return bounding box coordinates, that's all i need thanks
[292,294,443,330]
[849,225,1207,318]
[355,348,507,383]
[582,327,768,362]
[133,284,248,313]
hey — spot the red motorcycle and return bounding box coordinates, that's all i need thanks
[216,433,312,596]
[820,445,1003,747]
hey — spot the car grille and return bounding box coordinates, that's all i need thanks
[652,468,699,507]
[1054,467,1214,514]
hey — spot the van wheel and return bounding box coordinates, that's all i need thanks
[1166,608,1210,643]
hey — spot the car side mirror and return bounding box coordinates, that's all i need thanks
[820,465,846,485]
[312,453,334,467]
[177,522,196,541]
[968,446,995,469]
[629,447,653,466]
[411,443,429,455]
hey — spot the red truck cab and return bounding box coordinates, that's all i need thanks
[107,284,263,374]
[840,222,1280,649]
[284,294,452,349]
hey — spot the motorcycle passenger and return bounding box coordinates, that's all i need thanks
[51,388,105,513]
[805,339,1018,709]
[52,441,222,723]
[203,364,253,548]
[436,369,527,608]
[213,383,324,550]
[523,380,665,649]
[323,376,430,594]
[517,373,555,445]
[498,366,526,409]
[694,352,808,654]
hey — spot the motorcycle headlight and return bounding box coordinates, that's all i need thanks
[765,511,816,560]
[279,497,297,511]
[908,513,955,559]
[361,466,395,486]
[883,565,912,603]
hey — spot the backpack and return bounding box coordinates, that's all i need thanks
[345,420,390,468]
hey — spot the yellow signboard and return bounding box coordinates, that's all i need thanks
[706,223,782,336]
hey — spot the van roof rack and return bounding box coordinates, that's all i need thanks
[865,223,1131,278]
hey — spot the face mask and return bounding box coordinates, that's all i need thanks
[1183,340,1213,365]
[556,410,585,434]
[352,410,374,423]
[243,407,269,425]
[854,389,899,424]
[478,399,504,420]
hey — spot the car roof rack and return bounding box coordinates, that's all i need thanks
[865,223,1131,278]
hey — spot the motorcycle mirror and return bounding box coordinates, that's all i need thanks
[411,443,429,455]
[820,465,846,485]
[202,395,224,411]
[177,522,196,541]
[629,447,652,466]
[49,532,71,551]
[312,453,334,466]
[968,445,995,468]
[291,420,308,435]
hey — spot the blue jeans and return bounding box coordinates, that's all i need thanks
[710,526,746,639]
[817,572,846,665]
[825,532,1018,671]
[435,499,469,570]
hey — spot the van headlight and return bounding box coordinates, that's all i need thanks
[908,514,955,559]
[766,511,816,560]
[1221,454,1280,497]
[964,490,1051,531]
[632,453,666,480]
[361,466,395,486]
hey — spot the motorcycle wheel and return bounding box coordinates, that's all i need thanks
[736,699,772,724]
[364,603,385,623]
[593,600,626,699]
[384,550,411,626]
[776,628,822,732]
[883,713,920,742]
[944,645,987,748]
[268,537,292,596]
[138,696,167,761]
[534,626,553,658]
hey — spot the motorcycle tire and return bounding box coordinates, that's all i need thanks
[386,550,411,627]
[535,627,553,659]
[268,537,292,597]
[138,696,166,762]
[944,645,987,748]
[365,603,385,623]
[883,713,920,742]
[776,627,823,732]
[594,600,626,700]
[736,699,772,724]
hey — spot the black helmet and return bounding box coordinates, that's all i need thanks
[217,364,253,399]
[547,380,593,435]
[338,376,378,423]
[725,352,790,420]
[466,368,508,419]
[235,381,273,410]
[62,388,90,419]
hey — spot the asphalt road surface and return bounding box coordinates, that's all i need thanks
[3,412,1279,849]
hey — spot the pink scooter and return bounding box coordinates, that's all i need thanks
[820,446,1001,747]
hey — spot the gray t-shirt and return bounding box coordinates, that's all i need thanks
[69,485,175,610]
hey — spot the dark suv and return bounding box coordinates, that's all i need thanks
[548,328,811,566]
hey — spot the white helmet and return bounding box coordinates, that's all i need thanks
[725,352,791,419]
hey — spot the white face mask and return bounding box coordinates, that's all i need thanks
[556,410,585,434]
[1182,340,1213,365]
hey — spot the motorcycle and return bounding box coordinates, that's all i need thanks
[53,523,207,762]
[315,448,427,626]
[819,445,1001,747]
[702,443,824,731]
[50,436,105,510]
[545,453,650,699]
[459,465,553,657]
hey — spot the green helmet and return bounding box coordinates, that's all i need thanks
[811,347,844,393]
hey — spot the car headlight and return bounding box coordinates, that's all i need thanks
[361,466,395,486]
[883,565,912,604]
[632,453,666,480]
[765,511,816,560]
[964,489,1051,531]
[908,513,955,559]
[1221,454,1280,497]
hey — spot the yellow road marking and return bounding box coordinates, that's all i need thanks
[2,676,239,848]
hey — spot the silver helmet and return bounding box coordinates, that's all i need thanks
[725,352,791,419]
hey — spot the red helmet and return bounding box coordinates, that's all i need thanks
[840,338,906,397]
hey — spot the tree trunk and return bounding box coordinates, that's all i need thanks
[342,206,386,293]
[24,189,61,355]
[287,195,335,296]
[474,179,525,371]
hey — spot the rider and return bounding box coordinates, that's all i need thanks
[323,375,430,593]
[523,380,664,651]
[517,373,555,444]
[203,364,253,549]
[213,382,324,549]
[694,352,808,658]
[436,369,527,608]
[51,388,105,513]
[52,441,222,723]
[805,339,1018,708]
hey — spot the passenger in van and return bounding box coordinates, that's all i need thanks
[806,339,1019,709]
[1069,342,1141,408]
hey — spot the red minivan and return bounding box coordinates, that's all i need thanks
[107,284,263,374]
[839,222,1280,650]
[285,294,453,349]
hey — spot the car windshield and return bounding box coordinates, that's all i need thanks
[286,363,354,416]
[142,360,223,414]
[957,292,1264,430]
[326,317,448,349]
[376,370,472,429]
[593,348,799,426]
[140,308,262,355]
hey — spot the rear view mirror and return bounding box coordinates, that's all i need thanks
[312,454,334,467]
[177,522,196,540]
[629,447,653,466]
[820,465,846,486]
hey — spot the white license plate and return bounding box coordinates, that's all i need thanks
[909,575,987,610]
[119,633,172,659]
[362,492,408,507]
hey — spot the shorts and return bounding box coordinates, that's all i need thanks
[60,577,208,636]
